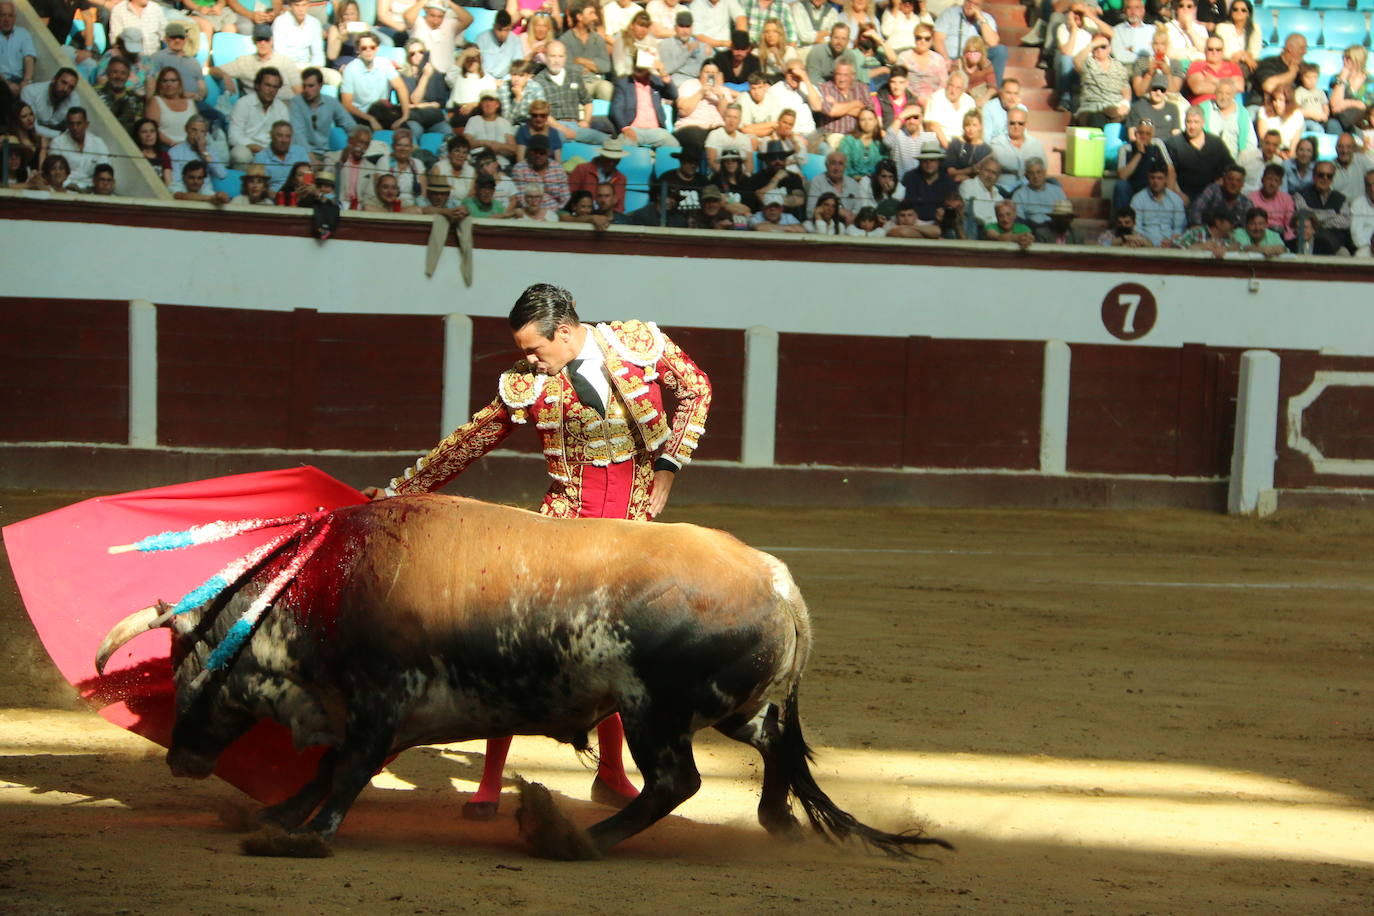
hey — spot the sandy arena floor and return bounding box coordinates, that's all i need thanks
[1,490,1371,914]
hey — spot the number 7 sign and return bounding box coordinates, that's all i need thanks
[1101,282,1157,341]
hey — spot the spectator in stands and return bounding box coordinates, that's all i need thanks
[1248,162,1294,244]
[340,32,410,130]
[749,187,803,230]
[898,24,947,105]
[887,104,938,179]
[705,102,756,172]
[149,23,221,129]
[611,59,680,149]
[1131,163,1186,244]
[868,158,901,219]
[611,13,660,81]
[230,0,282,36]
[1332,133,1374,204]
[3,135,32,186]
[807,148,872,222]
[882,0,930,56]
[709,147,754,211]
[0,2,35,95]
[214,24,304,100]
[745,138,805,207]
[559,187,610,228]
[430,133,474,198]
[1096,206,1152,246]
[397,43,452,140]
[1114,117,1173,211]
[1189,162,1248,227]
[129,115,170,182]
[804,22,859,88]
[741,0,793,47]
[981,78,1025,144]
[476,10,521,81]
[420,172,466,216]
[713,28,761,85]
[1167,104,1232,207]
[1011,157,1064,227]
[658,142,709,209]
[751,17,797,83]
[473,146,519,203]
[1213,0,1260,77]
[27,152,70,191]
[735,72,780,141]
[1163,0,1208,72]
[1248,33,1306,109]
[1184,33,1240,105]
[790,0,838,48]
[501,60,546,130]
[232,162,276,205]
[21,67,79,139]
[1051,7,1109,114]
[935,0,1005,86]
[1200,78,1253,160]
[901,137,954,225]
[291,67,353,163]
[943,108,989,182]
[989,108,1044,193]
[147,67,196,148]
[412,1,470,76]
[836,107,885,178]
[1110,0,1152,66]
[1073,36,1129,128]
[446,48,496,121]
[536,40,613,143]
[463,173,509,217]
[803,190,844,234]
[569,136,628,211]
[90,162,116,195]
[1176,206,1240,255]
[925,69,973,148]
[522,10,559,62]
[955,37,996,105]
[872,67,916,132]
[330,123,377,209]
[110,0,166,54]
[561,0,613,100]
[365,171,423,211]
[173,159,232,203]
[274,161,324,206]
[168,115,225,192]
[847,205,883,236]
[95,58,145,136]
[1254,90,1302,159]
[674,61,733,148]
[594,180,630,223]
[48,107,108,190]
[375,125,428,204]
[1237,128,1283,194]
[1295,64,1328,135]
[959,154,1002,236]
[229,68,290,167]
[1327,48,1373,135]
[274,0,327,73]
[1350,169,1374,257]
[604,0,645,43]
[90,29,149,93]
[817,59,867,150]
[464,88,517,163]
[1128,27,1180,101]
[508,179,556,221]
[660,11,708,88]
[1232,206,1287,257]
[326,1,371,71]
[373,0,420,47]
[765,62,823,149]
[511,133,570,210]
[515,99,563,160]
[983,198,1033,246]
[1033,198,1084,244]
[5,100,44,168]
[1278,139,1317,199]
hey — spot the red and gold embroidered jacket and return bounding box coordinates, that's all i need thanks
[387,320,711,519]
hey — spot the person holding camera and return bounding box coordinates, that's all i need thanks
[672,61,736,149]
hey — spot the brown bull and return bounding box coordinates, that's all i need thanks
[96,494,951,858]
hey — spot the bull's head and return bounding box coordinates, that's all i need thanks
[95,602,259,780]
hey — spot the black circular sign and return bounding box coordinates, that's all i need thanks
[1101,283,1157,341]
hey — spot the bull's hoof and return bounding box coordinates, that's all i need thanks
[462,800,500,821]
[240,824,333,858]
[589,774,637,810]
[515,780,603,861]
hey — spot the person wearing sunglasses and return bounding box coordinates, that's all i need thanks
[1184,35,1241,105]
[1293,163,1354,254]
[1072,35,1129,128]
[1213,0,1261,75]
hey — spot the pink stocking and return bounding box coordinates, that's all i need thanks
[595,714,638,798]
[470,736,512,805]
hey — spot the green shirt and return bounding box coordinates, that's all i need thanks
[462,196,505,217]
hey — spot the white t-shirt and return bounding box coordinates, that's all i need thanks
[676,79,726,129]
[737,91,780,126]
[705,126,753,160]
[765,81,818,134]
[413,14,464,73]
[602,0,646,38]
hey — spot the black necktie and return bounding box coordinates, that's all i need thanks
[565,359,605,416]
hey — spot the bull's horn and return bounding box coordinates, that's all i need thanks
[94,605,170,675]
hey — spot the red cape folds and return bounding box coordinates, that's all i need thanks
[1,467,367,804]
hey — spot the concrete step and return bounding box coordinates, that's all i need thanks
[1070,196,1111,218]
[1004,65,1047,89]
[1027,109,1069,131]
[1000,23,1031,45]
[1020,87,1053,108]
[1007,46,1041,68]
[1058,175,1102,197]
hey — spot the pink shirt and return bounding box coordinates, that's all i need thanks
[631,80,659,130]
[1249,187,1296,240]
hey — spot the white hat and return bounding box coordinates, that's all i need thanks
[118,27,144,52]
[761,189,785,207]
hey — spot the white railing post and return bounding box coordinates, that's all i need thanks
[1228,350,1281,516]
[441,314,473,437]
[741,325,779,467]
[1040,339,1070,474]
[128,300,157,448]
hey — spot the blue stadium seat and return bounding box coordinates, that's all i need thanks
[212,32,253,66]
[1263,0,1305,8]
[561,140,598,166]
[1310,47,1346,81]
[1355,0,1374,11]
[1103,121,1125,169]
[618,145,654,192]
[380,46,406,65]
[372,129,393,148]
[321,84,338,97]
[1312,131,1338,159]
[464,8,497,43]
[1274,9,1323,45]
[653,147,682,177]
[214,168,244,195]
[624,189,648,212]
[1309,0,1352,9]
[329,126,349,151]
[419,132,445,154]
[1321,11,1369,47]
[591,98,610,118]
[800,153,827,181]
[69,20,108,55]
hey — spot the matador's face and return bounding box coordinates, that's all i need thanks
[514,322,580,376]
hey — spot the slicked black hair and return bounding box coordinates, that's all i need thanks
[509,283,580,338]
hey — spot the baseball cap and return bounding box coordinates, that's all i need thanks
[719,147,743,161]
[700,184,724,200]
[762,189,785,206]
[165,22,189,39]
[478,88,500,102]
[252,23,274,41]
[1150,72,1168,90]
[675,10,693,26]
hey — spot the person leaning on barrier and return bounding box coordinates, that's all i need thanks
[1232,206,1287,258]
[173,159,232,204]
[1097,206,1152,247]
[89,162,116,196]
[1033,198,1085,245]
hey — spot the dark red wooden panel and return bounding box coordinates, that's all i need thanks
[468,315,540,455]
[658,325,743,463]
[0,298,128,444]
[903,338,1042,470]
[776,333,907,467]
[1276,352,1374,489]
[159,306,443,450]
[1068,345,1185,475]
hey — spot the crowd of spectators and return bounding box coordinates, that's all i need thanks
[1,0,1372,255]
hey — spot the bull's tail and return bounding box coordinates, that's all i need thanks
[776,683,955,858]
